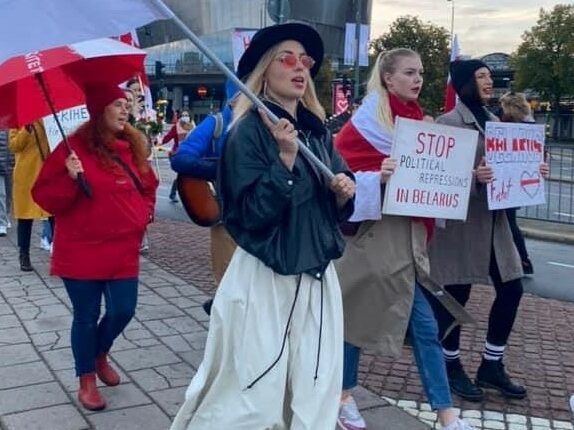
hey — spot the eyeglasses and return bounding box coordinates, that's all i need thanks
[275,53,316,70]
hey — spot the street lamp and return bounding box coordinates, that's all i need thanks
[447,0,455,43]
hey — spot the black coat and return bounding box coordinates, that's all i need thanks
[219,101,354,277]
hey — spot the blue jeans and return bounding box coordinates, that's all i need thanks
[41,219,52,242]
[343,284,452,410]
[0,175,8,228]
[63,278,138,376]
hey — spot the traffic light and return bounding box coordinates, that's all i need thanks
[155,61,165,80]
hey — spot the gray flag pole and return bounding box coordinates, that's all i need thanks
[149,0,335,180]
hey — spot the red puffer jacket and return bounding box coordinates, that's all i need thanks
[32,135,158,280]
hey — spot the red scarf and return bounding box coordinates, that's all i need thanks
[335,92,434,240]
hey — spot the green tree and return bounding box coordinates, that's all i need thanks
[370,16,450,115]
[512,4,574,139]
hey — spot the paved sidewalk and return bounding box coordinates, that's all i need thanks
[148,158,574,430]
[146,216,574,430]
[0,227,428,430]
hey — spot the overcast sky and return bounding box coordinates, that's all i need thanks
[370,0,564,57]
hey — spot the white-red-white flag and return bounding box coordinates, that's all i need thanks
[118,31,156,120]
[444,34,461,113]
[0,0,172,64]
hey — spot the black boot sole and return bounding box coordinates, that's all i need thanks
[450,386,484,402]
[202,299,213,316]
[476,380,527,399]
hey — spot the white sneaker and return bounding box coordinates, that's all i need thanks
[442,418,475,430]
[40,237,51,251]
[0,225,6,236]
[569,394,574,414]
[337,395,367,430]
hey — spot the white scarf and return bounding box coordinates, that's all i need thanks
[350,93,394,156]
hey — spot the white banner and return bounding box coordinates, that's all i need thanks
[43,105,89,151]
[485,121,545,210]
[231,29,257,71]
[382,117,478,220]
[344,23,369,67]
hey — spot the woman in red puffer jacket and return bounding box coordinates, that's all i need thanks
[32,82,158,412]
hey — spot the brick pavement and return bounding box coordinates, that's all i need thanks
[1,155,572,429]
[0,228,211,429]
[149,156,574,428]
[145,215,574,429]
[0,221,428,430]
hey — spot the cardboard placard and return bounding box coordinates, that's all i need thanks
[382,117,478,220]
[485,121,545,210]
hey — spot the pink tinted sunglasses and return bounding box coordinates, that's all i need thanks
[275,53,316,70]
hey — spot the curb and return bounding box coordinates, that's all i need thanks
[520,226,574,245]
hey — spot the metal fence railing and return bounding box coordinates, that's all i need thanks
[518,143,574,224]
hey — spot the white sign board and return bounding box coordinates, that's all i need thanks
[382,117,478,220]
[485,121,545,210]
[231,29,257,71]
[43,105,89,151]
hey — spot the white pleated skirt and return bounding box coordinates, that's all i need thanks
[170,247,344,430]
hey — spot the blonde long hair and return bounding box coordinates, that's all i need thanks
[231,43,326,128]
[366,48,420,131]
[499,92,532,122]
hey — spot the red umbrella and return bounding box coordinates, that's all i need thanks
[0,38,146,196]
[0,38,146,129]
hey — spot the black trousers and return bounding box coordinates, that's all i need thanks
[430,249,524,351]
[17,217,55,253]
[506,208,529,262]
[169,180,178,199]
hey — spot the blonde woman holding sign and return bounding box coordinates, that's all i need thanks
[335,49,473,430]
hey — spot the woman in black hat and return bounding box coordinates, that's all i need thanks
[427,60,549,402]
[171,22,355,430]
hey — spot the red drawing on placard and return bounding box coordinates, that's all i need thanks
[520,171,541,198]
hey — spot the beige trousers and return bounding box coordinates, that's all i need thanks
[170,248,344,430]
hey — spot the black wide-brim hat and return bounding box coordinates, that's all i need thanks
[237,22,324,80]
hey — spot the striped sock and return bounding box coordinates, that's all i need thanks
[483,342,505,361]
[443,348,460,363]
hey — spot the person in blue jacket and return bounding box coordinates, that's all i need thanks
[170,79,239,313]
[171,80,237,181]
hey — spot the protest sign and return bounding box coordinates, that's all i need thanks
[332,82,350,116]
[231,29,256,71]
[43,105,89,151]
[382,117,478,220]
[485,121,545,210]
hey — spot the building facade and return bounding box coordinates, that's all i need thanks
[480,52,513,101]
[137,0,372,119]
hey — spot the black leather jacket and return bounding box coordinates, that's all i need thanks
[219,101,354,277]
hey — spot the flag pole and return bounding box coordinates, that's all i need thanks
[35,74,93,197]
[148,0,335,180]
